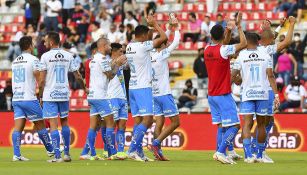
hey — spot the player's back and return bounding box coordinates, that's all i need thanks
[88,53,110,100]
[204,44,231,96]
[40,48,77,101]
[108,67,126,100]
[235,48,272,101]
[126,41,154,89]
[151,49,171,96]
[12,53,40,101]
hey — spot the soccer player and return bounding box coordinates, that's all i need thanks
[147,18,181,161]
[11,36,54,161]
[204,12,246,164]
[39,32,86,163]
[86,37,127,160]
[250,16,296,162]
[107,43,129,159]
[79,42,98,160]
[232,32,280,163]
[125,14,167,161]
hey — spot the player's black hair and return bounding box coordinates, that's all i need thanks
[111,43,122,52]
[90,42,97,52]
[135,25,150,37]
[47,31,60,45]
[63,42,72,49]
[19,36,33,51]
[245,32,259,45]
[217,13,223,18]
[210,24,224,41]
[93,21,100,28]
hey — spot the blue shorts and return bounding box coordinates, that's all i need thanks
[154,94,179,117]
[240,100,268,116]
[12,100,43,122]
[267,90,275,116]
[129,88,153,117]
[208,93,240,127]
[110,98,128,121]
[43,101,69,119]
[88,99,114,118]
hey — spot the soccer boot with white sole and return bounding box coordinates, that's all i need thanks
[47,158,64,163]
[228,150,243,161]
[213,152,233,164]
[63,155,72,162]
[12,155,29,162]
[79,154,91,160]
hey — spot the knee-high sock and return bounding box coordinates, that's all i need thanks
[61,126,70,155]
[216,127,224,151]
[106,128,117,156]
[50,130,61,159]
[217,126,239,154]
[87,128,97,156]
[264,120,274,149]
[37,128,53,152]
[101,127,108,152]
[257,142,266,159]
[12,131,21,157]
[251,130,258,154]
[243,138,252,158]
[128,124,147,153]
[116,129,125,152]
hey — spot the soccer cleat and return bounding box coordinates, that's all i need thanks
[47,158,64,163]
[102,151,108,158]
[90,155,104,161]
[262,152,274,163]
[12,155,30,162]
[47,151,55,157]
[107,154,125,160]
[147,144,162,160]
[157,147,170,161]
[127,151,144,162]
[228,150,243,161]
[116,152,128,160]
[226,156,237,164]
[79,154,91,160]
[256,157,274,163]
[142,156,154,162]
[244,157,256,163]
[213,152,233,164]
[63,155,72,162]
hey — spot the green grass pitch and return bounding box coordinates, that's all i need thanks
[0,147,307,175]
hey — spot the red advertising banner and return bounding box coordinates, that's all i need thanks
[0,112,306,152]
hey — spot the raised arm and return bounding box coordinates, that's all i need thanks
[289,53,297,76]
[147,15,168,48]
[73,70,87,92]
[234,12,247,52]
[104,55,127,80]
[277,16,296,52]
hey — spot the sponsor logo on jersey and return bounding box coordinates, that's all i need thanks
[50,90,69,99]
[246,89,266,98]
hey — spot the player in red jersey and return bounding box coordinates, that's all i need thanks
[204,12,247,164]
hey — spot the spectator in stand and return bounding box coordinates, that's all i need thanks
[5,29,25,61]
[206,0,218,14]
[77,14,90,44]
[279,76,306,111]
[117,24,127,44]
[3,79,12,111]
[126,23,135,43]
[200,15,215,42]
[24,0,41,29]
[124,11,138,29]
[62,0,75,26]
[287,0,305,23]
[70,2,87,23]
[183,12,202,43]
[177,79,198,109]
[107,24,120,43]
[142,1,156,24]
[96,7,112,35]
[216,13,226,28]
[289,33,306,79]
[276,77,286,103]
[123,0,138,15]
[193,48,208,87]
[91,21,105,42]
[275,48,297,86]
[37,24,47,58]
[44,0,62,32]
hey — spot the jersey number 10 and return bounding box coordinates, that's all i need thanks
[55,65,65,83]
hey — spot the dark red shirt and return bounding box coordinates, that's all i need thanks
[85,58,91,88]
[204,44,232,96]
